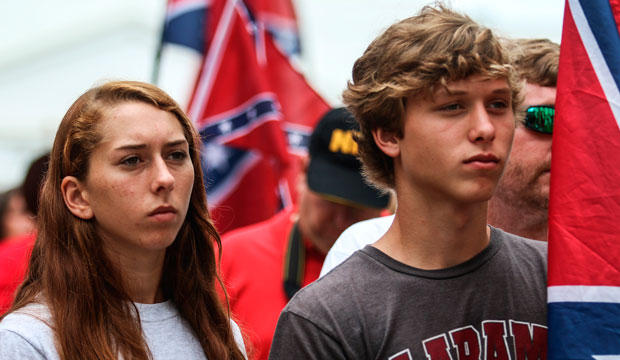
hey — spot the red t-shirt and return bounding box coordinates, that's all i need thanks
[219,208,325,360]
[0,233,35,314]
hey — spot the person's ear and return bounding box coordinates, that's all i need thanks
[297,155,309,195]
[300,154,309,174]
[61,176,94,220]
[372,128,400,158]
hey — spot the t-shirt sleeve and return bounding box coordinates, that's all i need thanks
[319,246,349,278]
[0,329,46,359]
[268,310,346,360]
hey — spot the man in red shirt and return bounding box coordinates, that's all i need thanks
[219,108,390,360]
[0,234,35,314]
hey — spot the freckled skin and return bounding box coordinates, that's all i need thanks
[82,102,195,257]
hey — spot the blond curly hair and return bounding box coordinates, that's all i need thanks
[342,4,523,190]
[506,38,559,87]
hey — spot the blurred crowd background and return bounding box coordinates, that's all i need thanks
[0,0,563,193]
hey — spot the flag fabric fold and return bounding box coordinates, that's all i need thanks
[161,0,210,53]
[165,0,329,232]
[549,0,620,358]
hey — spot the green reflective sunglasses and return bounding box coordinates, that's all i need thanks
[523,105,554,134]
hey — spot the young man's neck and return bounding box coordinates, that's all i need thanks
[373,188,491,270]
[487,197,548,241]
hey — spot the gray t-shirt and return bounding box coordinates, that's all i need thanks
[269,226,547,360]
[0,301,246,359]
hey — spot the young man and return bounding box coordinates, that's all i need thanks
[219,108,389,360]
[319,38,559,277]
[269,6,547,360]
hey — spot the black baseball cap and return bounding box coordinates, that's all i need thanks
[306,108,390,209]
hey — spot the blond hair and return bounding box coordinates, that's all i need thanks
[343,4,523,190]
[506,38,559,87]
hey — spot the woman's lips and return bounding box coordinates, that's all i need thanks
[148,206,177,222]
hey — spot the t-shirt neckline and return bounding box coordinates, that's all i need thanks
[360,226,503,279]
[134,300,178,322]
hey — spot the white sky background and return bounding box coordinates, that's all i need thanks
[0,0,565,191]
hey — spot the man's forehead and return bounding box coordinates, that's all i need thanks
[428,77,509,97]
[523,83,556,106]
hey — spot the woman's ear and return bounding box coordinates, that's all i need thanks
[372,128,401,158]
[61,176,94,220]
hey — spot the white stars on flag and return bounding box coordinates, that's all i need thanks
[287,132,303,147]
[218,120,233,134]
[203,143,230,171]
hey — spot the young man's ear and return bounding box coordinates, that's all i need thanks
[61,176,94,220]
[372,128,400,158]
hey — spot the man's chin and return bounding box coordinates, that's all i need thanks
[536,171,551,190]
[526,178,549,210]
[532,189,549,210]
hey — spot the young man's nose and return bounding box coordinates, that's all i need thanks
[468,104,496,143]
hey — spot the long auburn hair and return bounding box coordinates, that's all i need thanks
[4,81,246,360]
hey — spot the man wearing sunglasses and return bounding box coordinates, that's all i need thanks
[488,38,558,241]
[319,38,558,278]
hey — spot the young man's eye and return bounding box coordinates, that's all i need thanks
[488,100,509,109]
[439,103,462,111]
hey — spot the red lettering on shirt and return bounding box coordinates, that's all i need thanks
[510,320,547,360]
[389,348,413,360]
[482,320,511,360]
[449,326,481,360]
[423,334,454,360]
[421,320,547,359]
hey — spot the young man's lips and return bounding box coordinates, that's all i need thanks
[463,154,500,169]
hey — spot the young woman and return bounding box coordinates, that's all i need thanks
[0,81,247,359]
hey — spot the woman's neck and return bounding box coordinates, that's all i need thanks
[103,245,166,304]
